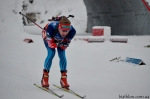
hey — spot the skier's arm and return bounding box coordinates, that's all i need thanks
[46,24,55,38]
[43,23,57,48]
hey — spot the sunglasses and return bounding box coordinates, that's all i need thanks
[59,24,70,32]
[61,25,70,28]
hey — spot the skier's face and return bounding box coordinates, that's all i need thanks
[58,23,70,37]
[59,28,69,37]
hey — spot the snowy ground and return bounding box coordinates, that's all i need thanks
[0,30,150,99]
[0,0,150,99]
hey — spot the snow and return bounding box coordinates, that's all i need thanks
[146,0,150,4]
[0,0,150,99]
[23,0,87,34]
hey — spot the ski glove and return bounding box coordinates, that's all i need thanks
[47,38,57,48]
[58,38,71,50]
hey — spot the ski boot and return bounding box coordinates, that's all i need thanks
[60,70,70,90]
[41,69,49,88]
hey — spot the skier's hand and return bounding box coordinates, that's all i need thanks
[47,38,57,48]
[58,38,71,49]
[49,43,57,48]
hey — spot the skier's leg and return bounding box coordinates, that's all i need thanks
[57,48,69,89]
[57,47,67,71]
[41,40,56,87]
[44,47,55,70]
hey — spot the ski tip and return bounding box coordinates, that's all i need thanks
[82,95,86,99]
[59,95,64,98]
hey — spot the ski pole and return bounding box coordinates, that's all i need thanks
[19,12,44,30]
[19,12,74,29]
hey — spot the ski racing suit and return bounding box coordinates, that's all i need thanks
[42,21,76,71]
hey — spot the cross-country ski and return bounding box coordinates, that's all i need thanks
[34,83,64,98]
[53,84,86,99]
